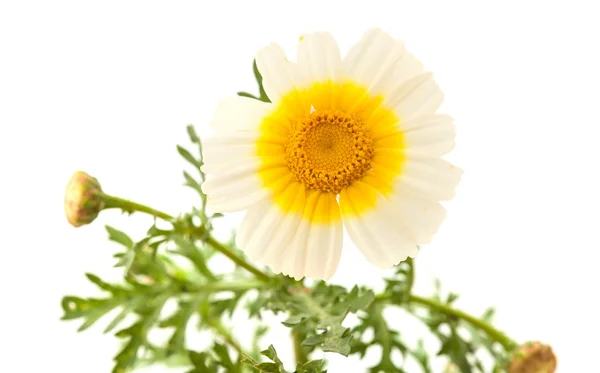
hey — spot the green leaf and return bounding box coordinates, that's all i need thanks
[106,225,133,248]
[268,283,373,358]
[112,295,168,373]
[252,59,270,103]
[347,286,375,311]
[281,315,305,327]
[260,345,281,363]
[236,60,271,103]
[237,91,259,100]
[296,359,326,373]
[160,299,199,356]
[177,145,202,171]
[186,125,200,144]
[436,328,473,373]
[410,340,433,373]
[255,362,281,372]
[113,322,145,373]
[171,235,215,280]
[384,258,414,303]
[104,307,130,334]
[301,334,326,347]
[242,344,288,373]
[446,292,460,305]
[183,171,204,196]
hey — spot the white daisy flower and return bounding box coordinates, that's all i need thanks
[202,28,462,280]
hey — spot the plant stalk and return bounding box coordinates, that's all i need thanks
[407,294,518,351]
[101,194,271,282]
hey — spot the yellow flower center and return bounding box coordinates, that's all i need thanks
[285,109,374,194]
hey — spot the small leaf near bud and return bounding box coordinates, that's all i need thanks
[507,341,557,373]
[64,171,105,227]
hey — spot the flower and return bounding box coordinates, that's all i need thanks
[64,171,105,227]
[202,28,462,280]
[507,342,557,373]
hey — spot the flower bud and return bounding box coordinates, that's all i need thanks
[64,171,105,227]
[507,341,557,373]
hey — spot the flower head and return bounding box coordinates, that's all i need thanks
[507,342,557,373]
[202,28,462,280]
[64,171,105,227]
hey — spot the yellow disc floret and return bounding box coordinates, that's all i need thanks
[286,109,374,194]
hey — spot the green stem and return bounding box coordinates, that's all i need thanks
[296,291,329,320]
[204,235,271,282]
[103,194,174,221]
[102,194,271,283]
[372,302,393,365]
[184,279,271,293]
[212,321,244,354]
[407,294,518,351]
[293,331,309,365]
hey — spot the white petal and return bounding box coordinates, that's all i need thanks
[255,43,301,103]
[389,184,447,243]
[202,131,259,173]
[236,200,277,258]
[277,191,343,280]
[384,73,444,121]
[201,148,287,213]
[206,189,271,213]
[210,96,272,132]
[237,188,343,280]
[201,160,271,213]
[344,28,424,96]
[402,115,456,157]
[301,192,343,280]
[235,185,343,280]
[399,157,463,201]
[202,161,262,199]
[297,32,343,83]
[340,181,419,268]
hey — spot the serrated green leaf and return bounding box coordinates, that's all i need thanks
[322,334,352,356]
[106,225,133,248]
[301,334,326,347]
[161,300,199,356]
[255,362,281,372]
[282,315,305,327]
[296,359,326,373]
[347,287,375,311]
[436,330,473,373]
[260,345,279,362]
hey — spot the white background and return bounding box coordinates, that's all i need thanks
[1,1,599,372]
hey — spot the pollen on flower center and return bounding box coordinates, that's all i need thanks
[285,109,374,194]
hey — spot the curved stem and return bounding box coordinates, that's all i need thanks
[408,294,518,351]
[204,234,271,282]
[103,194,175,221]
[101,194,271,282]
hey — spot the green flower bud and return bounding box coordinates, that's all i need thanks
[64,171,105,227]
[507,341,557,373]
